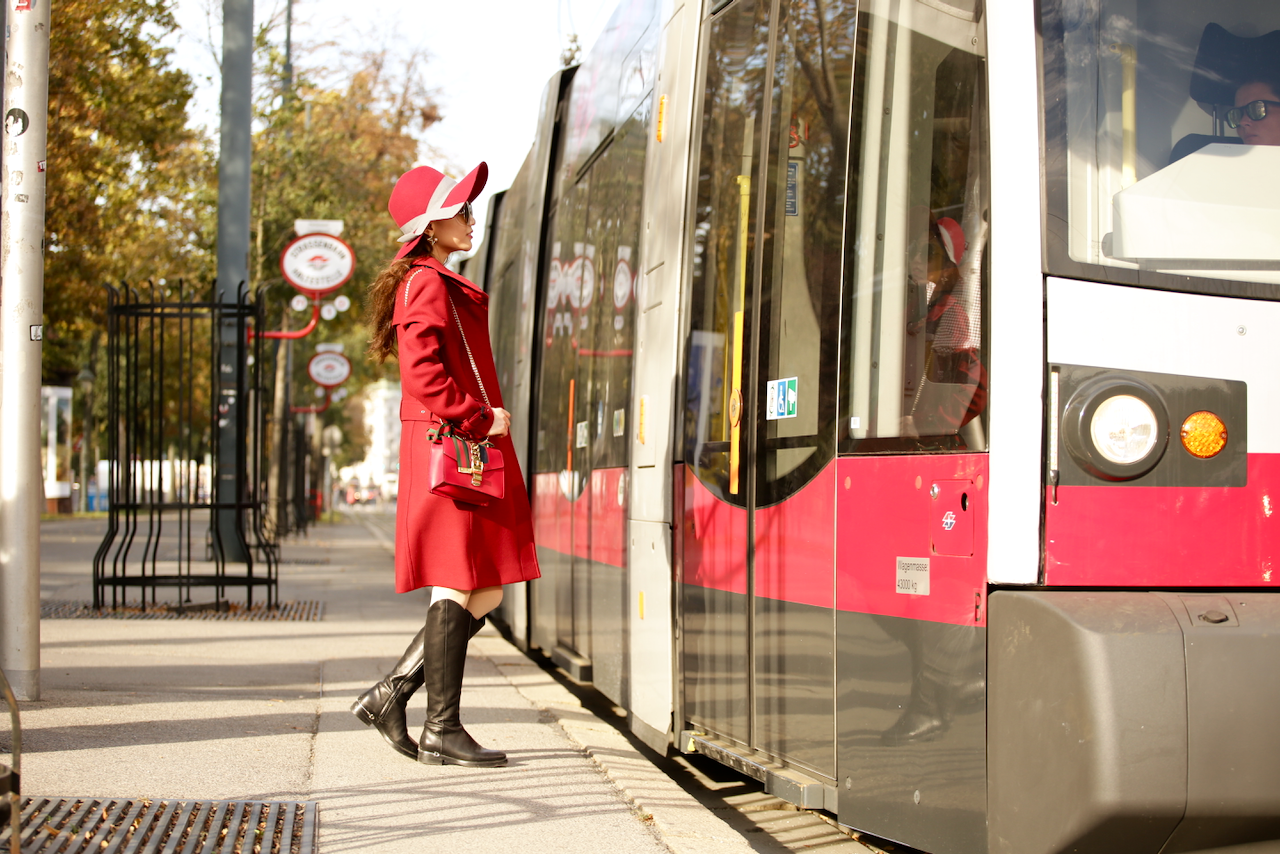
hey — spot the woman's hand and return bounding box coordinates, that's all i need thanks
[487,408,512,438]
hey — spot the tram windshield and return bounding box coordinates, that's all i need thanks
[1043,0,1280,288]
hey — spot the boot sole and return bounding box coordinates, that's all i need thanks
[417,751,507,768]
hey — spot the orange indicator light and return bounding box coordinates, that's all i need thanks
[1181,410,1227,459]
[656,95,666,142]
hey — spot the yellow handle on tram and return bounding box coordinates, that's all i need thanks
[730,173,751,495]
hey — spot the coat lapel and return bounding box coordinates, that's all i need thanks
[427,257,488,308]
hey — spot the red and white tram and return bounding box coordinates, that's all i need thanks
[465,0,1280,851]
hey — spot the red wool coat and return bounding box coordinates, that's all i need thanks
[392,257,541,593]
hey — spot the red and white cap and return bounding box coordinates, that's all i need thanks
[934,216,966,266]
[388,162,488,260]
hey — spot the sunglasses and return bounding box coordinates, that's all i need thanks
[1225,99,1280,129]
[456,201,474,224]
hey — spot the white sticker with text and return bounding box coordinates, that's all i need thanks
[895,557,930,595]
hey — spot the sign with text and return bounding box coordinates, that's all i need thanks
[307,352,352,388]
[280,233,355,296]
[895,557,930,596]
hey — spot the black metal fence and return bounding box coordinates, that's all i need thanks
[271,348,321,541]
[92,283,279,610]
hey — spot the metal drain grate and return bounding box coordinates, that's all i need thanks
[5,797,316,853]
[40,601,325,621]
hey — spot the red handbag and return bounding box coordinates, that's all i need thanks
[426,293,504,506]
[428,428,504,506]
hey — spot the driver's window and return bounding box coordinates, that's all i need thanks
[1049,0,1280,286]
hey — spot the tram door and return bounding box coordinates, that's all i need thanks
[680,0,855,779]
[535,108,648,707]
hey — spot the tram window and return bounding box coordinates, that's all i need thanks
[683,0,856,505]
[535,178,590,477]
[684,0,771,507]
[839,0,991,454]
[535,106,646,479]
[577,111,645,473]
[753,0,857,503]
[1043,0,1280,289]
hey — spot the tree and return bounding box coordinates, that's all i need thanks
[247,32,445,482]
[44,0,214,385]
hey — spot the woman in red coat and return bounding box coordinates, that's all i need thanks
[352,162,540,768]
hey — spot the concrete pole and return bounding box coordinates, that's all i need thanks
[214,0,253,562]
[0,0,52,701]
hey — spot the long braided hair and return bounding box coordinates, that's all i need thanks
[366,236,434,363]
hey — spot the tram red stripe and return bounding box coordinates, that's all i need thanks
[576,348,634,357]
[835,455,989,627]
[532,471,571,558]
[1044,453,1280,588]
[755,463,836,609]
[682,467,748,595]
[530,468,627,569]
[590,467,627,568]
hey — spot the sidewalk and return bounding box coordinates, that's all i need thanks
[23,510,873,854]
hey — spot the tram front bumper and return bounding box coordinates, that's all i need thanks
[988,589,1280,854]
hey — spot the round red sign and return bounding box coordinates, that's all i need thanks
[308,352,352,388]
[280,233,356,296]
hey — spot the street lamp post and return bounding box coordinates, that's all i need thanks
[0,0,52,701]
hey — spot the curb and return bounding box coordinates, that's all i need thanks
[478,635,769,854]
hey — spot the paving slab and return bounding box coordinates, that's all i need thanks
[10,510,875,854]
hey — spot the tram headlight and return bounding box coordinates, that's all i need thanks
[1053,364,1246,488]
[1062,376,1170,481]
[1090,395,1159,465]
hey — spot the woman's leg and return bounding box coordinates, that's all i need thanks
[351,626,428,759]
[355,587,506,761]
[465,586,503,619]
[418,593,506,766]
[429,585,503,620]
[429,585,468,607]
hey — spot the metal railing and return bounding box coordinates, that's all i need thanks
[92,283,278,611]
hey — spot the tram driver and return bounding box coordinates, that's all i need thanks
[1229,72,1280,146]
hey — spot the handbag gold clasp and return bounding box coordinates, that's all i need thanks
[456,440,485,487]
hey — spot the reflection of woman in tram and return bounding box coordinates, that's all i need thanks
[884,212,988,747]
[901,212,988,444]
[1230,73,1280,146]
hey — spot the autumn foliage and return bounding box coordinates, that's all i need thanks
[43,1,443,467]
[45,0,212,384]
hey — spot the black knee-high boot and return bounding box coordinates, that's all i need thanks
[417,599,506,767]
[353,612,486,759]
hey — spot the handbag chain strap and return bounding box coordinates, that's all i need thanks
[403,267,423,307]
[448,294,492,409]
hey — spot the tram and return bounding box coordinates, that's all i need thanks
[465,0,1280,851]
